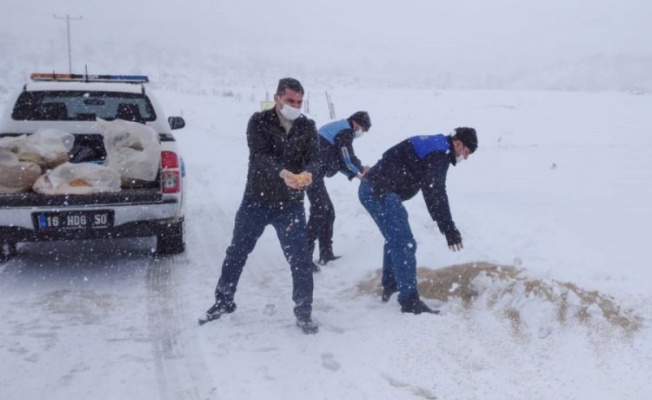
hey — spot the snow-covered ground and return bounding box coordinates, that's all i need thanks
[1,85,651,399]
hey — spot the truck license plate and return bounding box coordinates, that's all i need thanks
[34,210,114,231]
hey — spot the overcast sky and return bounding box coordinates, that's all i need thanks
[2,0,650,84]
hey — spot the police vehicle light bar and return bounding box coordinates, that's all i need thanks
[30,73,149,83]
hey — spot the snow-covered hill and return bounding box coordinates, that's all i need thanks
[2,0,651,92]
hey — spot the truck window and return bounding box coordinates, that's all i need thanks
[11,91,157,122]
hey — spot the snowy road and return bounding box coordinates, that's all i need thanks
[0,239,214,399]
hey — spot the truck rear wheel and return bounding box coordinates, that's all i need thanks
[156,220,185,255]
[1,241,17,262]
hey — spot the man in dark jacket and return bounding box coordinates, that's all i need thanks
[202,78,320,334]
[306,111,372,267]
[358,127,478,314]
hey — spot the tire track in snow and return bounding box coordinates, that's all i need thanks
[146,253,219,400]
[144,163,238,400]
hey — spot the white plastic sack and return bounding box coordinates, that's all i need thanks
[0,129,74,168]
[0,149,43,193]
[98,118,161,182]
[0,135,26,155]
[32,162,121,195]
[0,147,18,164]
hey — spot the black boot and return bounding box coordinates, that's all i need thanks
[318,249,341,265]
[199,299,237,325]
[381,283,398,302]
[296,315,319,334]
[311,262,321,273]
[400,294,439,315]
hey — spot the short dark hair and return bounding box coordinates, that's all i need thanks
[349,111,372,130]
[276,77,304,96]
[452,127,478,153]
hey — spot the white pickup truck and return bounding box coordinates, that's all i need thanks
[0,73,186,261]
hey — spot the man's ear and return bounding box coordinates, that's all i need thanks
[452,139,462,154]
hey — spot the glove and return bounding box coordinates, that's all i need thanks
[444,228,462,247]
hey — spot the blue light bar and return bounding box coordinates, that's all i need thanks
[30,73,149,83]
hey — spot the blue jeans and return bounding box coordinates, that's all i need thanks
[214,198,314,318]
[358,180,418,303]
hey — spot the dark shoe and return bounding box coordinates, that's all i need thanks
[318,252,341,266]
[296,315,319,334]
[199,300,236,325]
[400,295,439,315]
[381,283,398,302]
[311,262,321,273]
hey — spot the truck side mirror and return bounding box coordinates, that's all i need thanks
[168,116,185,130]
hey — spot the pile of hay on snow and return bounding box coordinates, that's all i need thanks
[357,262,642,336]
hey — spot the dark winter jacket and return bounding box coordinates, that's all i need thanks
[317,119,362,180]
[243,108,320,204]
[363,134,458,234]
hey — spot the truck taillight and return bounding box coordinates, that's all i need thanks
[161,151,181,194]
[161,151,180,168]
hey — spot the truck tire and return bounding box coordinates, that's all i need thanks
[156,220,185,255]
[1,241,17,262]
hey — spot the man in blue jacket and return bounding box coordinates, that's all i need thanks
[202,78,320,334]
[358,127,478,314]
[306,111,372,267]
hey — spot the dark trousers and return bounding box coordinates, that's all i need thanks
[306,176,335,256]
[214,198,314,318]
[358,180,418,303]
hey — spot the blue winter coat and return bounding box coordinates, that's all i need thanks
[363,134,458,233]
[317,119,362,180]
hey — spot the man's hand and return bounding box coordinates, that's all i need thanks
[280,169,312,189]
[356,165,371,179]
[449,241,463,252]
[444,228,463,252]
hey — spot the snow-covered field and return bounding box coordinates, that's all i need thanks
[1,85,651,399]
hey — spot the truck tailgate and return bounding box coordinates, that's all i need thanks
[0,189,163,207]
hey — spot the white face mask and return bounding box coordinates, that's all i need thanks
[279,103,301,120]
[354,129,365,139]
[456,155,465,164]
